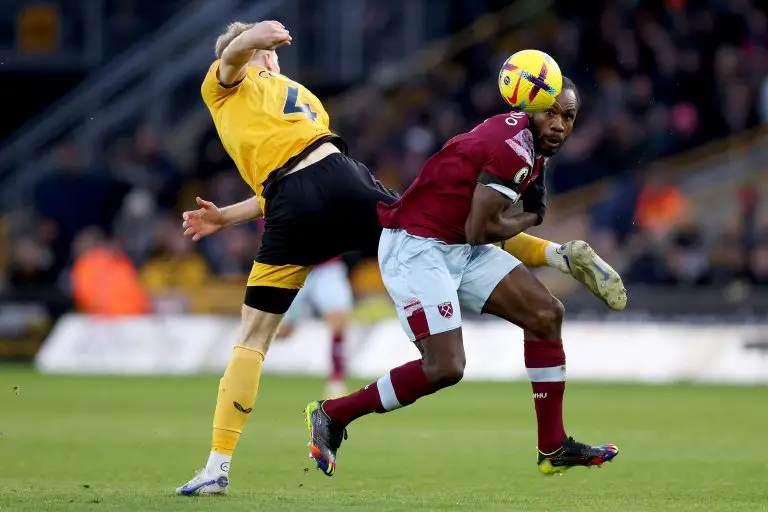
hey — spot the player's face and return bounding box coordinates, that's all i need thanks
[531,89,578,157]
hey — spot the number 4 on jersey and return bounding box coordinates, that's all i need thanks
[283,86,318,121]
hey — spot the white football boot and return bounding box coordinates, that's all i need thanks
[175,469,229,496]
[555,240,627,311]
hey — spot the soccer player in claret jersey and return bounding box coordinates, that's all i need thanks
[306,79,620,477]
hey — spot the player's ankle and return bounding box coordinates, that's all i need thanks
[206,450,232,475]
[544,242,565,269]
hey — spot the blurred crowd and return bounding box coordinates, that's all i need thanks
[2,0,768,317]
[334,0,768,193]
[590,176,768,288]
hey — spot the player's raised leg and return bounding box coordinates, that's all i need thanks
[501,233,627,311]
[305,229,468,476]
[481,264,619,475]
[558,240,627,311]
[176,263,308,495]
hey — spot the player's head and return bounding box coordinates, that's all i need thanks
[529,77,579,157]
[215,22,281,74]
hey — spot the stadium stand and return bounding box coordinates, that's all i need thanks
[0,0,767,333]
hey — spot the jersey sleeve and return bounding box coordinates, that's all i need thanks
[473,116,535,202]
[200,60,255,107]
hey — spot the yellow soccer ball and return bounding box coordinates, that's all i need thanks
[498,49,563,113]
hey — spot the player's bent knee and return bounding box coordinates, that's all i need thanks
[238,304,285,354]
[530,296,564,337]
[422,354,466,389]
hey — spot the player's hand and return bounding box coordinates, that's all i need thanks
[182,197,227,242]
[248,21,292,50]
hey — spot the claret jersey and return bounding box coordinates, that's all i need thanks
[378,111,547,244]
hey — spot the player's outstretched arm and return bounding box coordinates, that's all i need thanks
[465,184,540,245]
[218,21,292,85]
[182,196,262,242]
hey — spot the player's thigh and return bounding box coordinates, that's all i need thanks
[307,261,354,315]
[482,266,564,339]
[458,244,522,314]
[379,228,465,342]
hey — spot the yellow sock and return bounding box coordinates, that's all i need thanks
[211,345,265,455]
[499,233,551,268]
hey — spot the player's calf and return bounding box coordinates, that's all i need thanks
[306,329,464,476]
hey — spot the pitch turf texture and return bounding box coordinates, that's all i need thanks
[1,367,767,511]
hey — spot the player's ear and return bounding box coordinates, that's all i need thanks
[263,51,277,72]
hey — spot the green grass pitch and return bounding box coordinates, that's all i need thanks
[1,365,767,511]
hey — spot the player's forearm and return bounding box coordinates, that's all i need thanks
[220,41,256,71]
[471,212,540,245]
[221,196,263,226]
[222,29,273,66]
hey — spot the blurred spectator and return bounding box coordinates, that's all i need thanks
[634,175,690,238]
[194,127,235,180]
[141,218,209,313]
[7,237,55,289]
[133,124,184,209]
[71,228,150,316]
[748,242,768,285]
[107,125,183,210]
[623,233,666,285]
[35,142,129,275]
[202,226,260,277]
[709,224,747,285]
[659,222,711,286]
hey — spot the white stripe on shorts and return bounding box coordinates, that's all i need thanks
[526,365,566,383]
[376,372,402,411]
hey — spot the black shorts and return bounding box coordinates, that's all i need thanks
[257,153,399,269]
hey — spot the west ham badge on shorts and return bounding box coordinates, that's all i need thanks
[437,302,454,319]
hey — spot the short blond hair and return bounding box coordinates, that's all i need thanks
[215,22,254,59]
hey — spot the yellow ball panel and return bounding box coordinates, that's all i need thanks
[498,49,563,113]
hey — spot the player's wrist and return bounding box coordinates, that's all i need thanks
[219,206,238,227]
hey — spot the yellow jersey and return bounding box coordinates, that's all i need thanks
[201,60,338,210]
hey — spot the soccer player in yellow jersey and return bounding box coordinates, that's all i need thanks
[176,20,626,495]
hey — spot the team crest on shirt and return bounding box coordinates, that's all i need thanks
[514,167,529,184]
[438,302,454,319]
